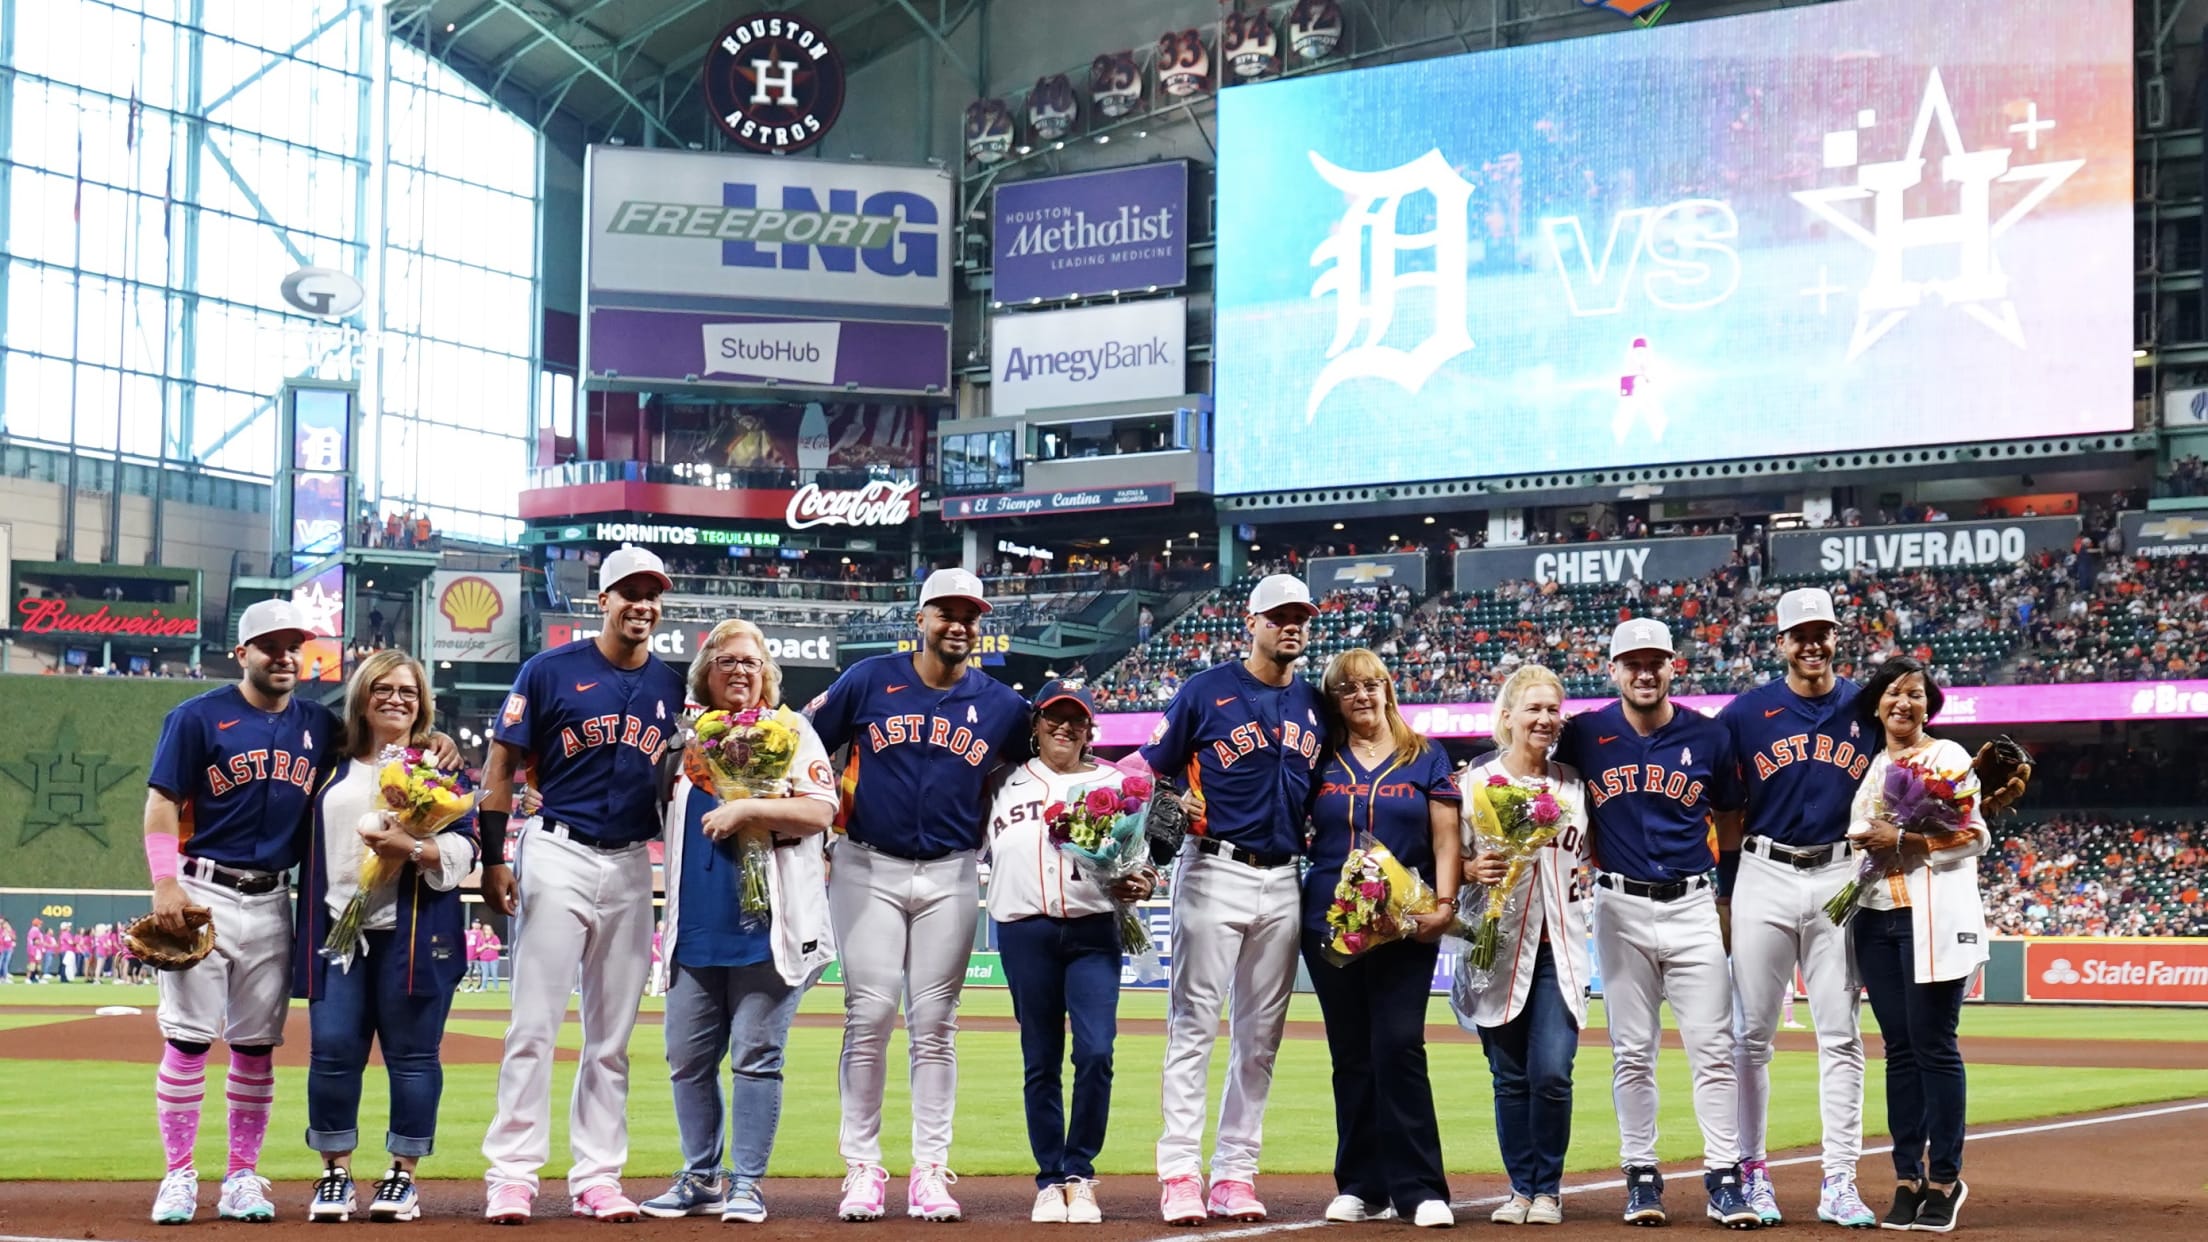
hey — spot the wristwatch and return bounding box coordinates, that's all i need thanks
[407,839,427,865]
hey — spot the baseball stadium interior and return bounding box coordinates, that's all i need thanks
[2,0,2206,1236]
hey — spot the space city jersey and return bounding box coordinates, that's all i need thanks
[805,652,1031,859]
[148,685,340,874]
[1718,677,1872,848]
[1554,700,1743,884]
[1139,661,1327,859]
[492,639,686,845]
[1302,742,1460,936]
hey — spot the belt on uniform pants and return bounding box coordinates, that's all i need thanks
[1193,837,1297,870]
[539,821,641,853]
[1596,872,1710,903]
[1744,835,1850,870]
[182,857,285,896]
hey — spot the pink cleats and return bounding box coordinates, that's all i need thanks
[1208,1180,1267,1222]
[1159,1175,1206,1226]
[570,1185,640,1222]
[838,1163,888,1222]
[484,1183,534,1226]
[907,1165,961,1222]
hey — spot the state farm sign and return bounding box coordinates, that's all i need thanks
[786,479,917,530]
[2025,939,2208,1006]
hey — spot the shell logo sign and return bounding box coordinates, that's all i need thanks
[438,576,506,633]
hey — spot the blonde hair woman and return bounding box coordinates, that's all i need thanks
[1457,664,1592,1226]
[643,619,837,1225]
[1304,649,1461,1229]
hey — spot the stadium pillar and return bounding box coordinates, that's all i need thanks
[960,524,983,573]
[1217,522,1245,584]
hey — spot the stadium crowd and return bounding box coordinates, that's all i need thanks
[1981,816,2208,937]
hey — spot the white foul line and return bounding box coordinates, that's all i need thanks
[1129,1099,2208,1242]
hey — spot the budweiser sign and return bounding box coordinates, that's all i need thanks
[786,478,918,530]
[15,598,201,638]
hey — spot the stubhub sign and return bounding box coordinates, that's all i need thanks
[990,298,1186,417]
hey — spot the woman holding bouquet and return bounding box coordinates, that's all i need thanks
[983,679,1158,1224]
[1457,664,1592,1226]
[295,649,478,1222]
[1843,657,1989,1233]
[1304,649,1461,1229]
[642,619,837,1225]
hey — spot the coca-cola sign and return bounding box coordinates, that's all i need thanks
[785,479,919,529]
[15,598,201,638]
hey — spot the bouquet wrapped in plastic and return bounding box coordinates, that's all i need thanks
[322,745,476,969]
[691,706,805,924]
[1045,775,1166,982]
[1454,775,1569,990]
[1322,832,1439,964]
[1824,756,1976,926]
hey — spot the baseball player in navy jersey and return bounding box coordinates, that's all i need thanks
[1139,574,1327,1227]
[804,567,1031,1223]
[141,599,338,1226]
[1553,618,1758,1230]
[478,545,688,1224]
[1716,587,1879,1229]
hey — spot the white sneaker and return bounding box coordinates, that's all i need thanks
[1064,1178,1102,1224]
[217,1170,277,1222]
[1527,1194,1564,1225]
[1032,1185,1069,1223]
[1413,1200,1456,1228]
[1492,1195,1531,1224]
[151,1169,199,1225]
[1325,1194,1393,1222]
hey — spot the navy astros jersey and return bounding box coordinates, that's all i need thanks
[1555,701,1742,884]
[1139,662,1327,859]
[1303,742,1459,934]
[493,639,685,846]
[805,652,1031,859]
[148,685,341,874]
[1717,678,1871,848]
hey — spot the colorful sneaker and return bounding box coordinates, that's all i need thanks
[1910,1182,1966,1233]
[1327,1195,1392,1223]
[152,1168,199,1226]
[1705,1166,1761,1231]
[369,1169,422,1223]
[906,1164,961,1222]
[1744,1159,1783,1225]
[309,1166,356,1223]
[485,1182,534,1225]
[641,1171,727,1219]
[721,1180,768,1225]
[1032,1185,1069,1224]
[1159,1176,1206,1226]
[1063,1178,1102,1225]
[837,1163,888,1222]
[218,1170,277,1223]
[571,1185,641,1222]
[1818,1175,1877,1229]
[1207,1180,1265,1222]
[1623,1166,1666,1226]
[1527,1195,1564,1225]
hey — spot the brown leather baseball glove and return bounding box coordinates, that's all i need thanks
[125,907,217,971]
[1973,736,2033,817]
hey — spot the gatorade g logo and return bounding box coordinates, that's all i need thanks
[279,266,365,318]
[702,11,846,154]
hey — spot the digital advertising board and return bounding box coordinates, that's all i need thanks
[1212,0,2132,494]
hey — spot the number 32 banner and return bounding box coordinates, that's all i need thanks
[1212,0,2131,495]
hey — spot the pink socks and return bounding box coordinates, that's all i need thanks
[224,1050,275,1175]
[156,1044,207,1173]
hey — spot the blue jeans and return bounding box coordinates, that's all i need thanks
[664,959,804,1181]
[1302,932,1449,1213]
[1853,907,1968,1184]
[0,947,11,977]
[306,929,459,1157]
[996,913,1122,1188]
[1477,939,1580,1197]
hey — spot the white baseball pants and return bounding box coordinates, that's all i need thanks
[1595,883,1742,1170]
[1731,846,1864,1176]
[157,875,293,1046]
[1156,847,1302,1183]
[828,842,979,1168]
[482,827,653,1195]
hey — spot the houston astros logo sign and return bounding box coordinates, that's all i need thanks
[703,11,847,154]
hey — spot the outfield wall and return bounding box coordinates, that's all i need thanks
[0,677,207,891]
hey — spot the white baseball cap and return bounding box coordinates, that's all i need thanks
[1609,617,1675,659]
[237,598,314,647]
[919,567,991,613]
[1247,573,1316,616]
[598,545,672,593]
[1776,587,1838,633]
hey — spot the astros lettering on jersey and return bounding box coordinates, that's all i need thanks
[1139,661,1326,859]
[1719,678,1869,847]
[1556,701,1743,881]
[491,638,685,845]
[149,685,341,874]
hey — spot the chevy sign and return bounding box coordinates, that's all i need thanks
[990,298,1186,417]
[1306,552,1427,595]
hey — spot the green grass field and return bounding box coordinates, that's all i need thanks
[3,985,2202,1181]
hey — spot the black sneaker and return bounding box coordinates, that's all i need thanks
[1623,1165,1666,1226]
[1704,1166,1761,1231]
[309,1166,355,1223]
[1911,1182,1966,1233]
[1881,1182,1924,1231]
